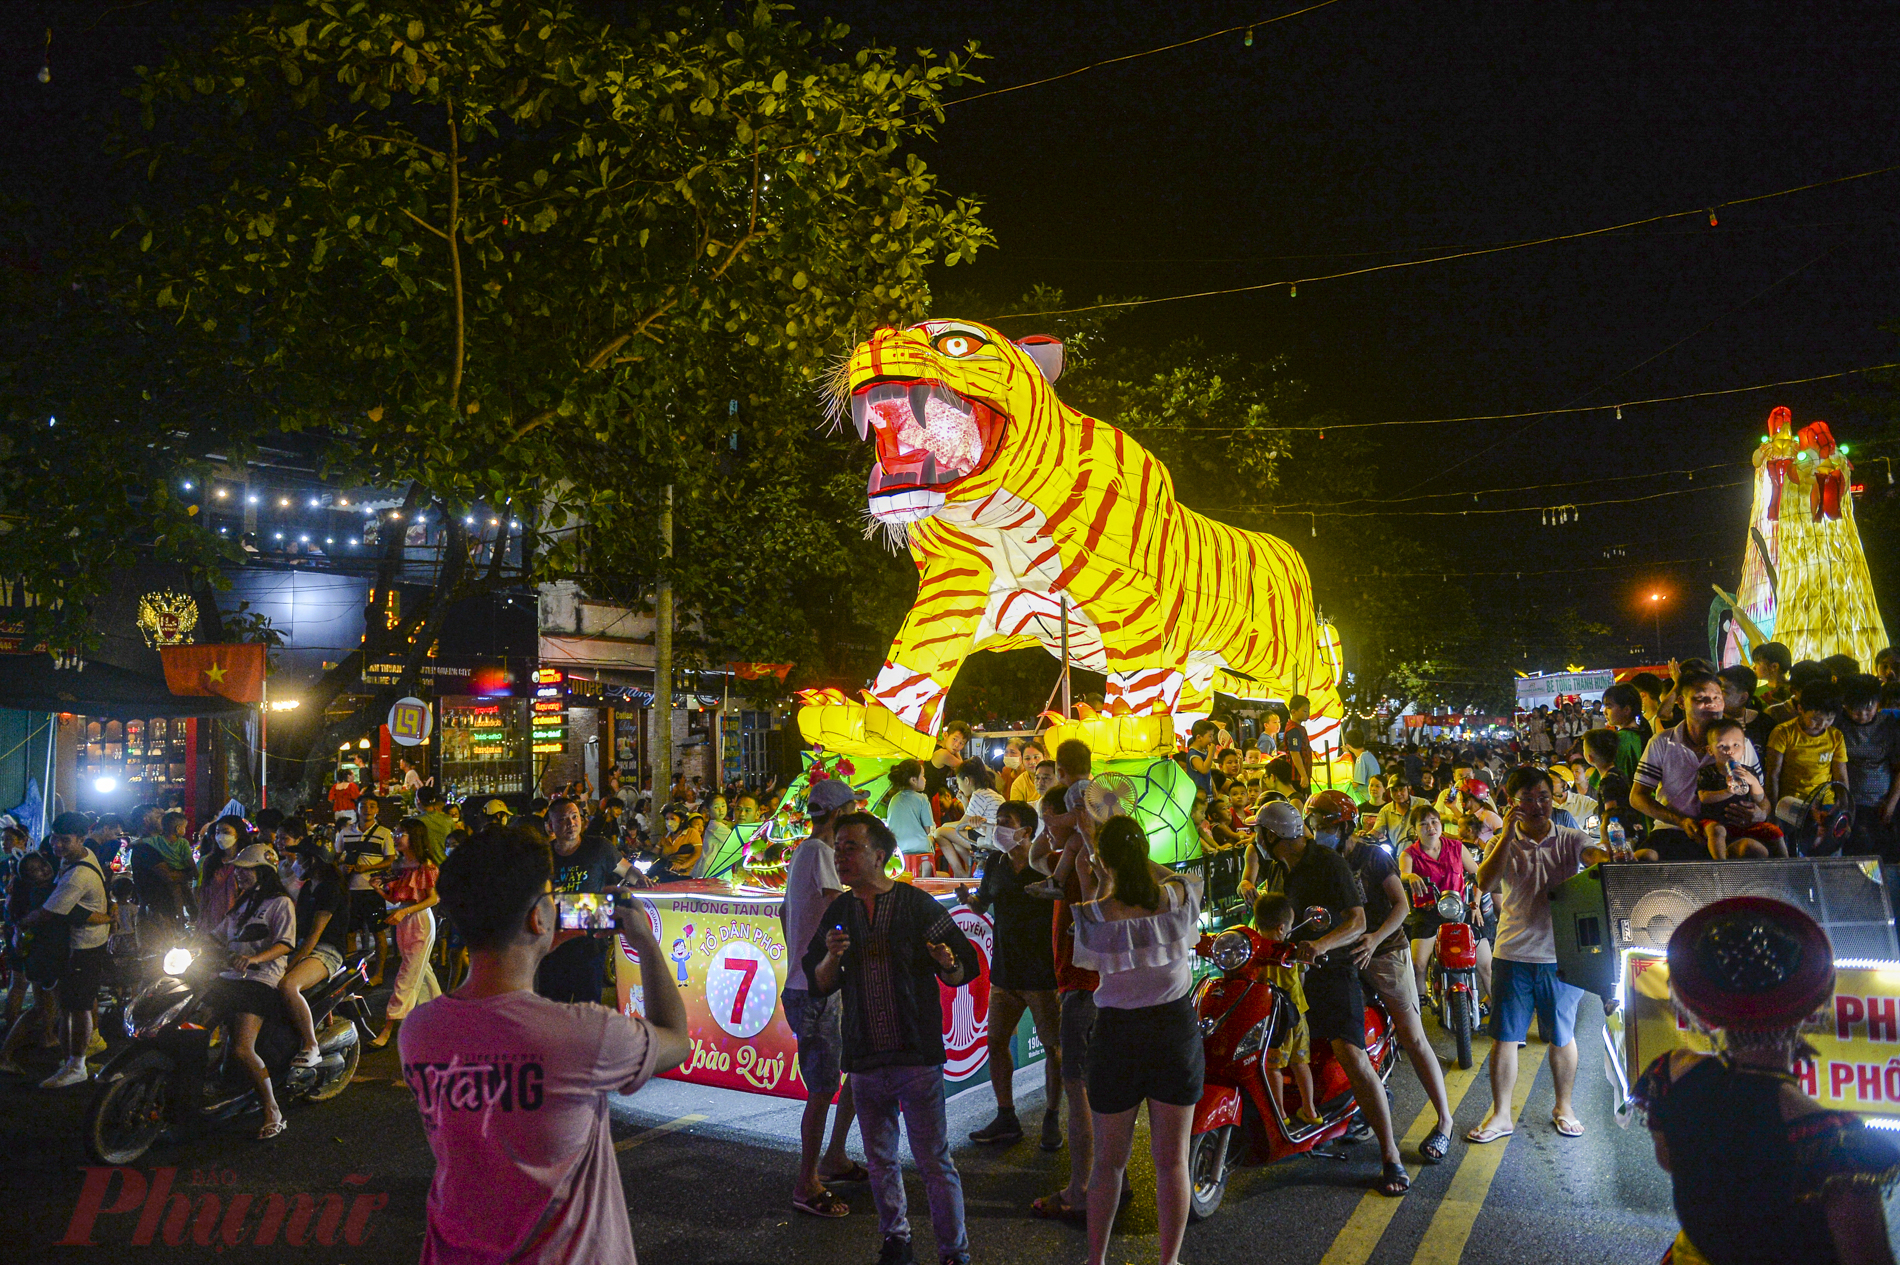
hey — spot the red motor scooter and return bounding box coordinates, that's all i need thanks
[1409,876,1485,1069]
[1187,909,1398,1220]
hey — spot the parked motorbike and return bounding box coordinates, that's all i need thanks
[84,943,376,1164]
[1187,909,1398,1220]
[1409,876,1485,1069]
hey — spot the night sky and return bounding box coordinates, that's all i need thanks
[7,1,1899,672]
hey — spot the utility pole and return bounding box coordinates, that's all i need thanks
[1059,596,1072,719]
[653,485,674,802]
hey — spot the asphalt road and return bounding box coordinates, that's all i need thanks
[6,999,1897,1265]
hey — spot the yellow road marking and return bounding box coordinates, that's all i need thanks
[1318,1038,1494,1265]
[614,1113,708,1152]
[1410,1041,1551,1264]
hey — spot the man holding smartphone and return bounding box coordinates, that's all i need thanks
[400,825,689,1264]
[806,814,980,1265]
[536,798,630,1003]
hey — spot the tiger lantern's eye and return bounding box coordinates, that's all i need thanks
[932,330,987,359]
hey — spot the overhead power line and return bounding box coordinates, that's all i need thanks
[943,1,1347,108]
[1226,479,1749,518]
[1144,360,1900,434]
[1007,163,1900,318]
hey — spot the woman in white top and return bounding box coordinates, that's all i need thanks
[1072,815,1204,1265]
[932,758,1003,878]
[212,845,299,1138]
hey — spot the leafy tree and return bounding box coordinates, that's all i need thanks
[1,0,991,801]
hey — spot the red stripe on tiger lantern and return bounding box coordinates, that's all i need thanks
[1081,486,1122,555]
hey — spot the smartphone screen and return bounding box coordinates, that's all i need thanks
[555,893,615,931]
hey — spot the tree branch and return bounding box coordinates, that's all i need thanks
[509,297,679,440]
[352,133,447,161]
[400,207,449,241]
[445,97,466,417]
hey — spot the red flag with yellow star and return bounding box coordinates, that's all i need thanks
[160,644,266,704]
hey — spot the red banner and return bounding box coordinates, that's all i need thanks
[160,643,266,704]
[730,662,793,681]
[613,883,1026,1100]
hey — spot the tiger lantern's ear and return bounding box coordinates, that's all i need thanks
[1015,335,1065,383]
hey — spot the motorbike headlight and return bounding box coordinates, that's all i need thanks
[1209,929,1255,972]
[162,947,195,976]
[1436,892,1466,922]
[1233,1015,1274,1060]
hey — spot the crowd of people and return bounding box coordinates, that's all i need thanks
[7,651,1899,1264]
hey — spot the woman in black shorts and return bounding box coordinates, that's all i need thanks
[206,845,297,1139]
[1072,815,1204,1265]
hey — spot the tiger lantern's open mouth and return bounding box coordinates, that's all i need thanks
[852,379,1006,524]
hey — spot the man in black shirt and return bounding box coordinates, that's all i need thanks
[1254,799,1408,1197]
[534,797,629,1003]
[956,800,1061,1149]
[806,813,979,1265]
[923,723,974,800]
[1342,828,1455,1163]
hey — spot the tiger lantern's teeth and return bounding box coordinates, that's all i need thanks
[851,382,909,442]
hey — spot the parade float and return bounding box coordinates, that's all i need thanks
[1713,405,1889,667]
[616,317,1346,1098]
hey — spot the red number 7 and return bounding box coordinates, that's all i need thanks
[723,957,759,1025]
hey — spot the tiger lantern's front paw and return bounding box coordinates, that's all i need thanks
[795,691,938,760]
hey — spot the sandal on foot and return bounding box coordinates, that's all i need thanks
[794,1188,850,1218]
[257,1117,287,1141]
[1029,1193,1086,1223]
[819,1162,869,1184]
[1464,1121,1514,1144]
[1420,1129,1451,1163]
[1551,1111,1584,1138]
[1376,1162,1410,1197]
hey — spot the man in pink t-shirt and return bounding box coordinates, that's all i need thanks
[400,826,690,1265]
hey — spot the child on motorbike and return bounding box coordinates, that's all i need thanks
[1250,893,1319,1128]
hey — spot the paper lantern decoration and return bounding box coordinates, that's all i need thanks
[803,318,1342,758]
[1727,408,1888,667]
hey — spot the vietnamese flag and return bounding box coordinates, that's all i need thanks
[161,644,267,704]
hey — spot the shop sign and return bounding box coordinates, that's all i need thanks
[136,591,199,648]
[387,696,433,746]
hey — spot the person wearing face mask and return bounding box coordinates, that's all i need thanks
[957,800,1062,1149]
[196,815,252,935]
[206,845,298,1136]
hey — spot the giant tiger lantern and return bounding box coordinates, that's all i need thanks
[791,319,1343,859]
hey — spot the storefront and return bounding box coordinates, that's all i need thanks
[0,653,249,834]
[437,696,532,801]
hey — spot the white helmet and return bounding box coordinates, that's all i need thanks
[1253,800,1304,840]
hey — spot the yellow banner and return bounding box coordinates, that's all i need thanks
[1623,953,1900,1118]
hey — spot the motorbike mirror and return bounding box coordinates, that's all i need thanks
[1302,906,1331,929]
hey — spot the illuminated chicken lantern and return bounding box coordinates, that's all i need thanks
[798,318,1344,784]
[1721,407,1888,668]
